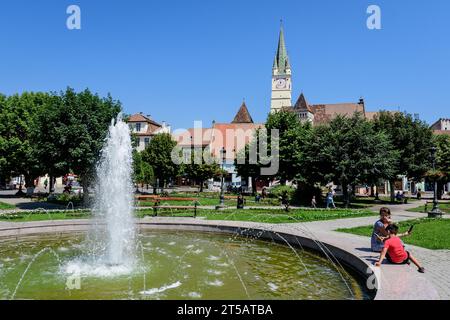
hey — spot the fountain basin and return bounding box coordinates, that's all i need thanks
[0,220,372,300]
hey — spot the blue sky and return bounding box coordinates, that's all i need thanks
[0,0,448,129]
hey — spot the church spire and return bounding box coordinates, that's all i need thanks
[275,23,290,74]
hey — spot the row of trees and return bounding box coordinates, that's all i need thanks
[236,110,450,206]
[0,89,121,202]
[0,89,222,199]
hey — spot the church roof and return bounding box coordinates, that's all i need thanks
[232,102,254,124]
[274,25,290,74]
[309,103,365,125]
[293,93,312,113]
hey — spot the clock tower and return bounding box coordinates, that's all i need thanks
[271,25,292,113]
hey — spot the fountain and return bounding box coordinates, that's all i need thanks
[0,114,371,300]
[64,114,136,276]
[92,113,135,266]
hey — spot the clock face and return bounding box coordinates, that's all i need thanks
[276,78,287,89]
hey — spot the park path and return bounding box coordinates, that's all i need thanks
[289,201,450,300]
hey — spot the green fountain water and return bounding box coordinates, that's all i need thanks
[0,230,369,300]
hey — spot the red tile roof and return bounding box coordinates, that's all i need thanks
[232,102,254,124]
[128,113,162,127]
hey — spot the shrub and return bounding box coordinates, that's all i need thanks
[268,185,296,201]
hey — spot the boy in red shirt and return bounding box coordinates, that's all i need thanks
[375,224,425,273]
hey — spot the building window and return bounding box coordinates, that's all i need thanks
[136,123,141,132]
[144,138,150,148]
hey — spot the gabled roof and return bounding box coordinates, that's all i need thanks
[232,102,254,124]
[128,113,162,127]
[293,93,312,113]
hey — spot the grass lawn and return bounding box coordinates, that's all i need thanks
[407,202,450,214]
[337,218,450,250]
[0,210,91,222]
[0,201,16,210]
[137,208,376,224]
[0,207,375,224]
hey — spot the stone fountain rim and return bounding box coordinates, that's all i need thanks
[0,218,440,300]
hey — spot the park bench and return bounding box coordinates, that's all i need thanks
[30,193,48,201]
[224,195,239,200]
[135,195,159,201]
[136,196,200,218]
[135,195,197,202]
[151,203,198,218]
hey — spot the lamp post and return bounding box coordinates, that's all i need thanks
[216,147,227,210]
[428,146,442,218]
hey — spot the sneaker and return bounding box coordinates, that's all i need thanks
[418,267,425,273]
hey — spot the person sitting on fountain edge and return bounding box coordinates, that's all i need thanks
[371,207,412,252]
[375,224,425,273]
[371,208,392,252]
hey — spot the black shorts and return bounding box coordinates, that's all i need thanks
[386,251,410,265]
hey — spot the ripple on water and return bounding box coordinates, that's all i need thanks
[268,283,279,292]
[140,281,182,296]
[188,292,202,298]
[207,279,224,287]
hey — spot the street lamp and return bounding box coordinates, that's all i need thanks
[429,146,443,218]
[216,147,227,210]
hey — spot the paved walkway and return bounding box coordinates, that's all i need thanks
[295,201,450,300]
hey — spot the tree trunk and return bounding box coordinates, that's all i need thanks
[370,185,375,197]
[251,177,257,196]
[437,183,444,200]
[49,175,54,194]
[199,180,204,193]
[24,174,35,189]
[81,177,90,206]
[342,183,350,208]
[389,179,395,203]
[159,179,165,193]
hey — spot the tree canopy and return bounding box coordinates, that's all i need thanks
[300,113,397,206]
[373,111,433,201]
[141,133,179,191]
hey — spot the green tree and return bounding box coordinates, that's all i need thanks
[373,112,433,202]
[0,92,49,193]
[33,88,121,201]
[265,110,311,184]
[235,129,270,195]
[141,133,179,193]
[133,150,155,192]
[433,134,450,199]
[183,149,220,192]
[301,113,397,207]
